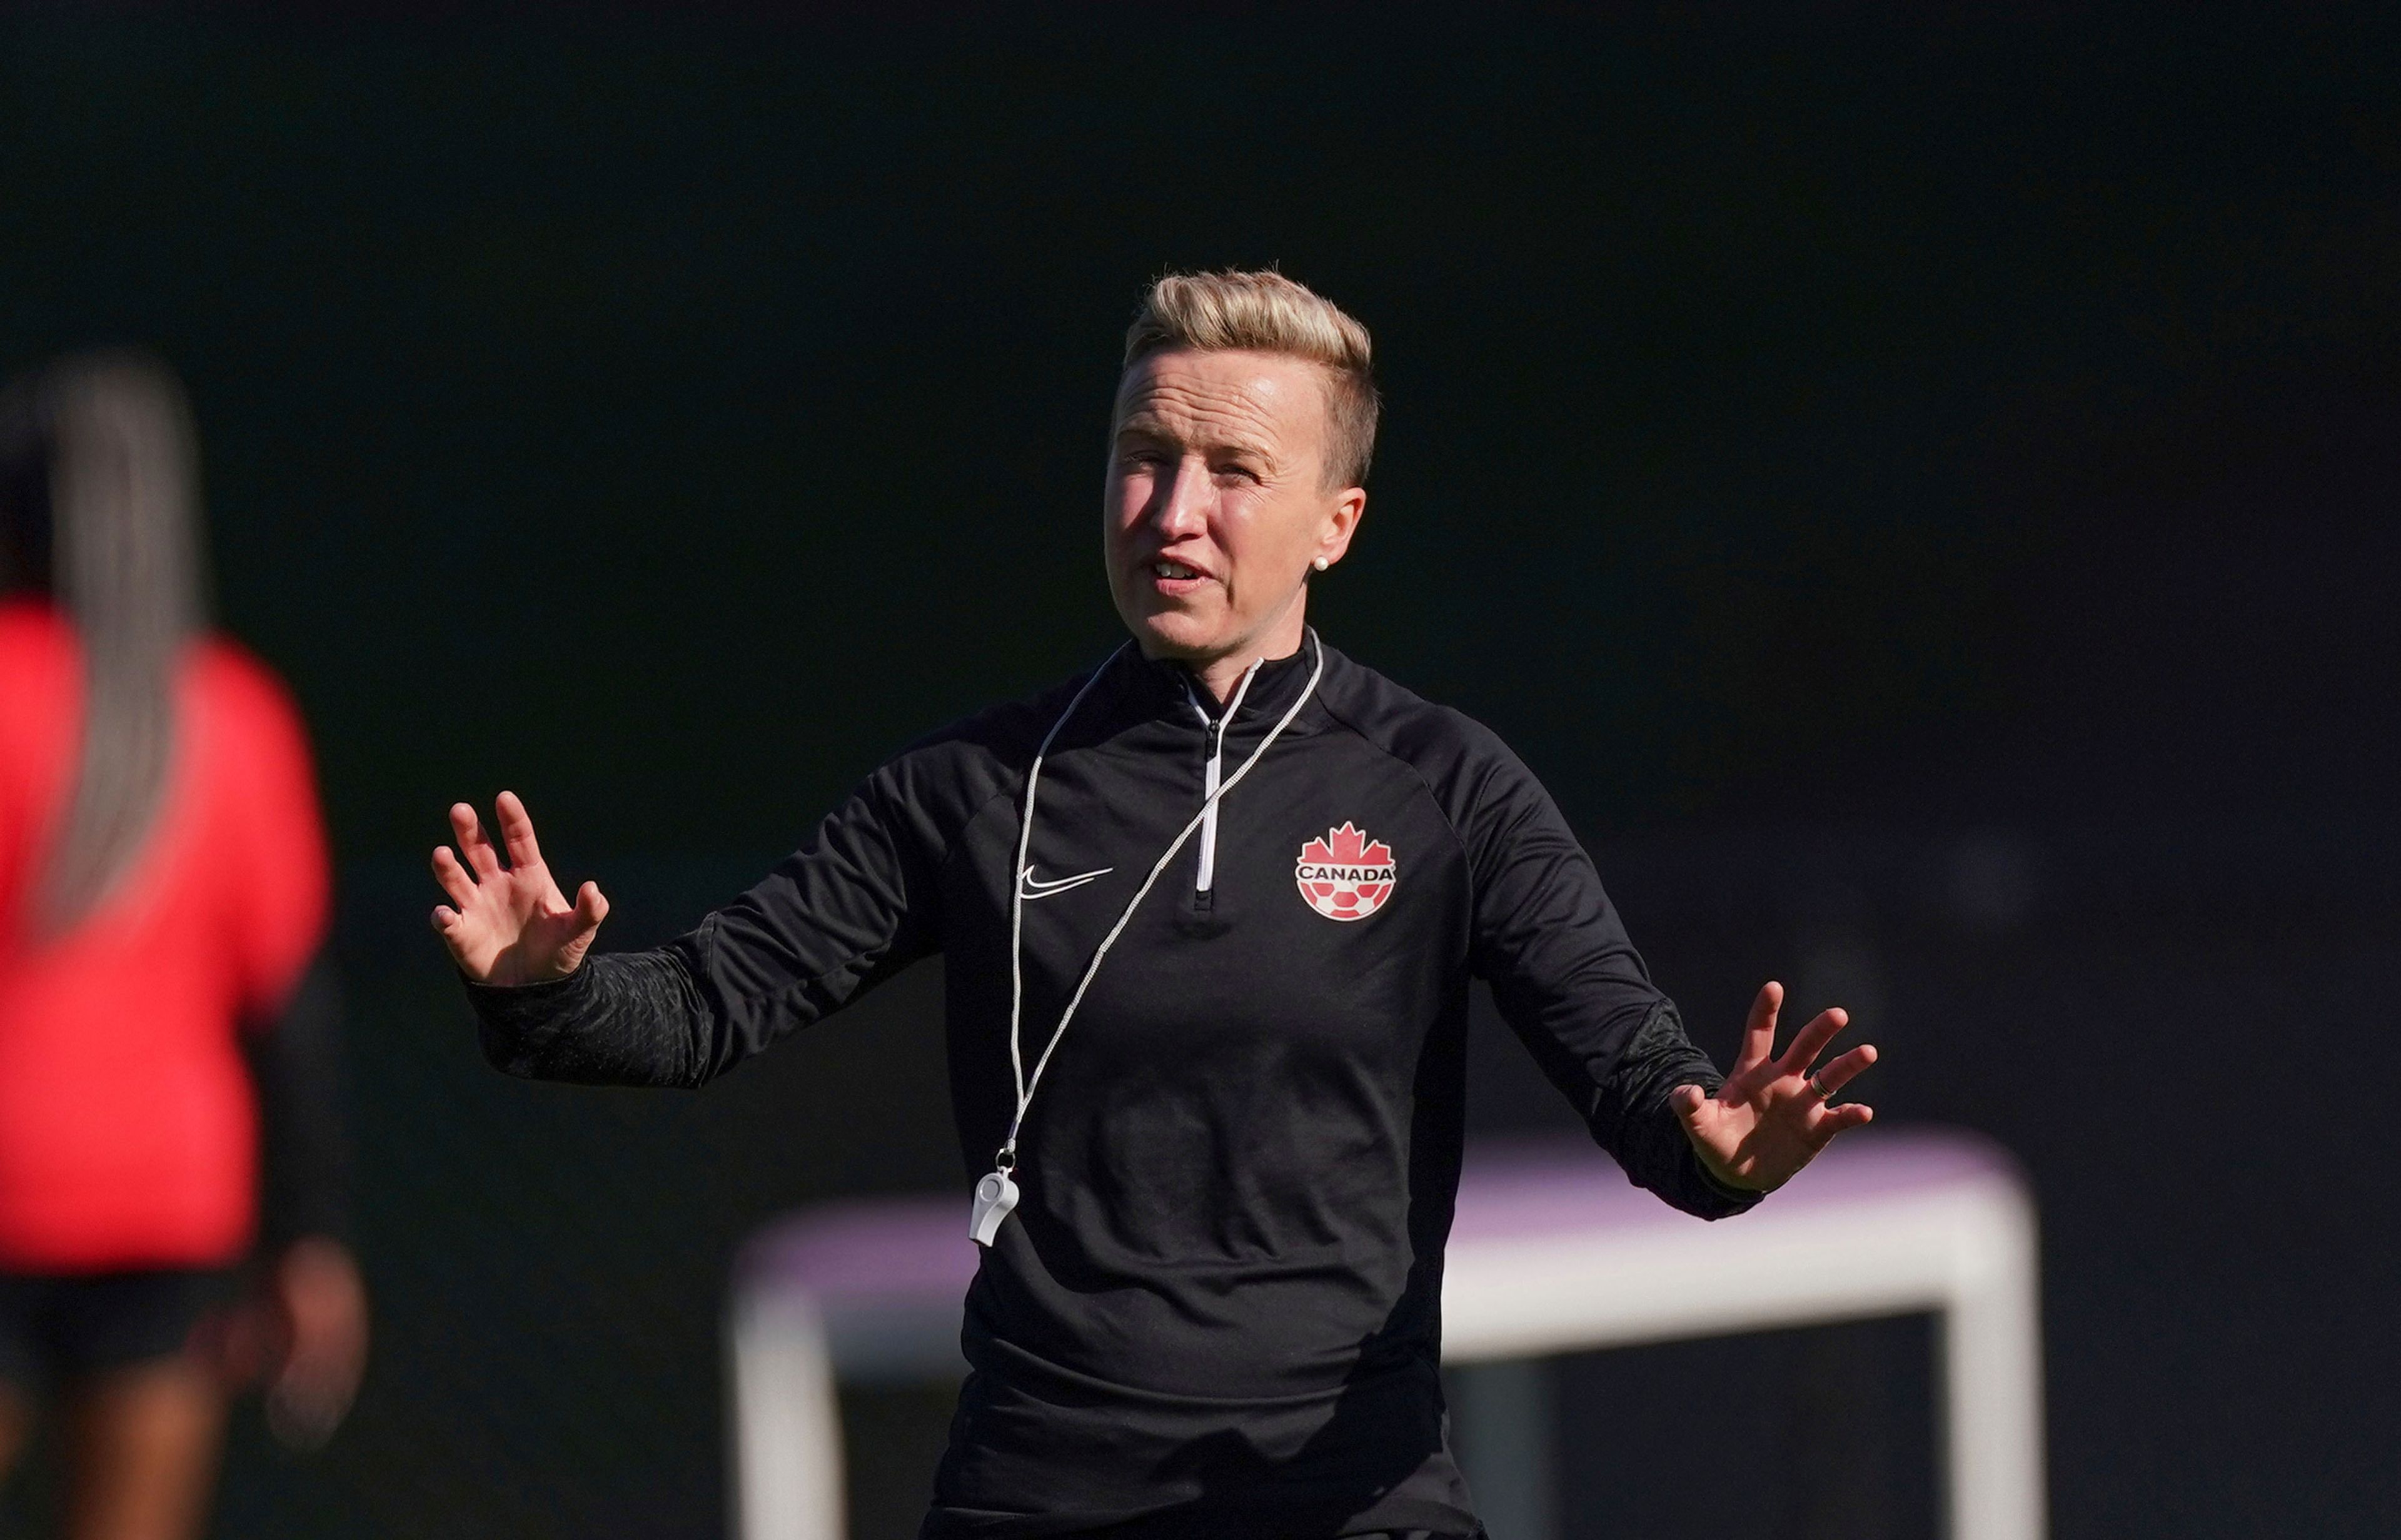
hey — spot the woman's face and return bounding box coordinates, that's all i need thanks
[1104,348,1364,675]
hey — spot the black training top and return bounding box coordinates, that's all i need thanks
[467,633,1757,1539]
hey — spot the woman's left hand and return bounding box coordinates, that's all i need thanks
[1673,980,1878,1193]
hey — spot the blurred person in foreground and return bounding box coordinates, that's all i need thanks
[434,270,1877,1539]
[0,356,365,1540]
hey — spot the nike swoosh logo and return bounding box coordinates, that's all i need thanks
[1019,865,1114,900]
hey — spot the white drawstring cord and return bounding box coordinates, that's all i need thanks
[999,632,1324,1169]
[1003,643,1129,1152]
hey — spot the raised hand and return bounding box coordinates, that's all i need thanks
[429,791,608,985]
[1672,980,1876,1193]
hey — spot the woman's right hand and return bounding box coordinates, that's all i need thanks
[430,791,608,985]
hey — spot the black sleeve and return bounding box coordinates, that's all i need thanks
[1462,749,1760,1220]
[466,767,948,1089]
[244,947,353,1250]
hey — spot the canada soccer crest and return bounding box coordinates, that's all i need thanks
[1294,823,1398,922]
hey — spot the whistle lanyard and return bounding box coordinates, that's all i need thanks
[969,633,1326,1245]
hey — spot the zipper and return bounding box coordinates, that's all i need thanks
[1186,692,1228,893]
[1183,660,1264,897]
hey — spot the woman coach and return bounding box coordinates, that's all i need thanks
[431,270,1878,1539]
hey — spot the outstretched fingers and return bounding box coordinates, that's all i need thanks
[450,802,502,878]
[1811,1101,1875,1148]
[1811,1042,1878,1100]
[1732,982,1783,1076]
[1776,1007,1851,1080]
[495,790,544,870]
[430,843,479,909]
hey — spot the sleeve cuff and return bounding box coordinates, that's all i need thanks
[460,963,600,1069]
[1686,1147,1771,1217]
[1696,1159,1768,1205]
[460,964,593,1009]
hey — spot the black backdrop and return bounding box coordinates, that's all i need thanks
[2,9,2395,1539]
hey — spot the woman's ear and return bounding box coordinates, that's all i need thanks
[1316,487,1367,570]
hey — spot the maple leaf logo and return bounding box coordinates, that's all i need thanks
[1294,822,1398,922]
[1300,822,1392,867]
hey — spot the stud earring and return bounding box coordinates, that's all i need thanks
[1312,556,1330,571]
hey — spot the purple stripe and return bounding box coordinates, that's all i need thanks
[737,1128,2021,1309]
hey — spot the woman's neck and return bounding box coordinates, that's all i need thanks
[1180,598,1308,705]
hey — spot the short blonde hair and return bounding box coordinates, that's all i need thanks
[1122,269,1380,488]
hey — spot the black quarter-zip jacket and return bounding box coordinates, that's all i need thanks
[468,633,1757,1539]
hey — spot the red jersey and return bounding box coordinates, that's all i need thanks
[0,599,330,1271]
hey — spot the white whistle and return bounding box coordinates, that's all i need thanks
[969,1169,1020,1246]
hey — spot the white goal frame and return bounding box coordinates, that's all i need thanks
[727,1129,2043,1540]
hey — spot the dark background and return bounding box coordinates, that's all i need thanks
[4,7,2396,1537]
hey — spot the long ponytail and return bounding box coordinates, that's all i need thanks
[0,353,211,933]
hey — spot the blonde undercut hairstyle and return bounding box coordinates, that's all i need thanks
[1122,269,1380,490]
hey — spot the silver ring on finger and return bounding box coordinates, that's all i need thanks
[1808,1075,1832,1101]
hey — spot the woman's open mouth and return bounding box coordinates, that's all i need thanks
[1147,558,1209,596]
